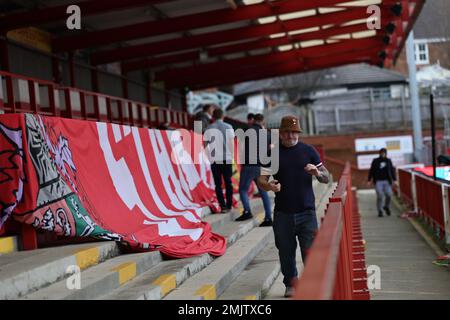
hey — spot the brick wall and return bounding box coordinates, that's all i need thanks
[391,40,450,76]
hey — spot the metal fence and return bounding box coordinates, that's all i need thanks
[313,94,450,135]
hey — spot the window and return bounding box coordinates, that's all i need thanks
[414,42,429,65]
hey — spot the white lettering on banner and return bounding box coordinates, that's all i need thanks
[123,125,131,137]
[97,123,202,240]
[167,130,202,192]
[151,130,203,218]
[167,131,194,200]
[136,128,202,228]
[112,124,122,143]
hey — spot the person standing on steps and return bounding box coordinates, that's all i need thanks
[235,113,273,226]
[204,108,235,213]
[256,115,330,298]
[368,148,397,217]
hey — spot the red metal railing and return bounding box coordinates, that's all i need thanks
[398,168,413,205]
[0,70,190,129]
[415,174,446,239]
[295,162,370,300]
[397,167,450,243]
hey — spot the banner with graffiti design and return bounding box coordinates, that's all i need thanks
[0,113,226,258]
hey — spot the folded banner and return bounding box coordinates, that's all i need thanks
[0,113,226,258]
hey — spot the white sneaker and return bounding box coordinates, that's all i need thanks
[284,286,295,298]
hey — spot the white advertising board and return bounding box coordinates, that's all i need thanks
[355,135,413,154]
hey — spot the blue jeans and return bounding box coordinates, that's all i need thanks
[272,210,318,287]
[375,180,392,212]
[238,165,272,220]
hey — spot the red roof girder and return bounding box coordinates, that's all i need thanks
[53,0,350,53]
[0,0,173,34]
[156,38,385,82]
[165,47,380,89]
[179,54,375,90]
[90,4,401,65]
[123,22,391,73]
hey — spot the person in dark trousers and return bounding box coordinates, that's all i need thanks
[257,115,330,298]
[235,113,273,226]
[204,108,235,213]
[368,148,397,217]
[194,104,215,133]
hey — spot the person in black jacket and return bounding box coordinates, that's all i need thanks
[235,113,273,226]
[368,148,397,217]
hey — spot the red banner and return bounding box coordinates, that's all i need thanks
[0,113,226,258]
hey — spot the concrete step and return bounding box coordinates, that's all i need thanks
[0,206,215,300]
[163,226,273,300]
[0,236,18,255]
[264,256,304,300]
[218,237,280,300]
[18,206,233,300]
[0,241,120,300]
[97,204,267,300]
[21,250,162,300]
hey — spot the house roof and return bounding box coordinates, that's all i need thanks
[233,62,406,96]
[413,0,450,40]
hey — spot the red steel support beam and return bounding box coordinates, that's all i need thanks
[122,51,199,73]
[91,67,99,92]
[179,89,187,113]
[165,91,170,109]
[0,0,173,34]
[123,22,384,72]
[156,38,384,81]
[91,5,400,65]
[54,0,349,53]
[186,55,374,90]
[68,52,76,87]
[168,48,379,89]
[176,56,371,89]
[0,38,10,71]
[157,50,303,81]
[146,74,153,105]
[122,78,129,99]
[52,56,62,84]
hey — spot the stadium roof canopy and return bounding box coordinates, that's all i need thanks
[0,0,425,90]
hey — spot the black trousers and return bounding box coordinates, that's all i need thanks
[211,163,233,209]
